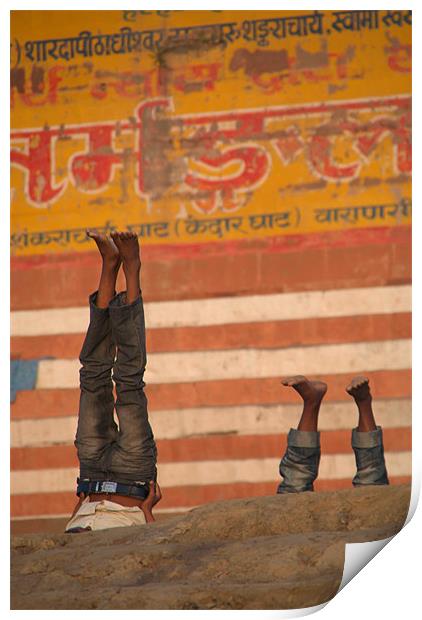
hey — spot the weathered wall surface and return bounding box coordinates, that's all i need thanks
[11,10,411,526]
[11,9,411,253]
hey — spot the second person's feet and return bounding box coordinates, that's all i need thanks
[346,376,377,432]
[282,375,327,404]
[346,376,372,403]
[281,375,327,432]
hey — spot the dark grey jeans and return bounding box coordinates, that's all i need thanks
[277,426,389,494]
[74,291,157,486]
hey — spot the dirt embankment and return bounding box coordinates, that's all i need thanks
[11,484,410,610]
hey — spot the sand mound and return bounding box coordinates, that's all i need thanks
[11,484,410,610]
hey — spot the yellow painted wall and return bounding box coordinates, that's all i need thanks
[11,10,411,255]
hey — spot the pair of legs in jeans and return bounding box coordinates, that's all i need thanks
[70,230,388,529]
[277,376,389,494]
[69,230,160,527]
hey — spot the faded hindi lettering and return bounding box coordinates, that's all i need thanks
[11,95,411,209]
[313,200,411,225]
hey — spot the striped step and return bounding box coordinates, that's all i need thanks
[11,400,412,448]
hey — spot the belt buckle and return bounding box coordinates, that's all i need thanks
[100,481,118,494]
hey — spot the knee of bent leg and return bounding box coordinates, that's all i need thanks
[74,435,108,464]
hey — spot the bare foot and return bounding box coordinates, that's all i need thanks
[111,231,141,304]
[111,231,141,271]
[282,375,327,432]
[87,229,120,270]
[346,376,372,403]
[281,375,327,404]
[87,229,121,308]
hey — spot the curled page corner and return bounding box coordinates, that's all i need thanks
[338,476,418,594]
[405,478,420,526]
[256,601,328,619]
[338,535,394,592]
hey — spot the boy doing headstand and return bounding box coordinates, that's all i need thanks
[65,231,161,533]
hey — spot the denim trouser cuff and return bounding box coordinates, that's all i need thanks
[277,429,321,494]
[287,428,320,448]
[108,291,142,315]
[351,426,383,449]
[351,425,389,486]
[89,291,111,318]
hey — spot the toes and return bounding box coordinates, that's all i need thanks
[281,377,293,386]
[351,376,369,389]
[87,230,102,242]
[281,375,307,387]
[287,379,299,386]
[290,375,307,385]
[346,376,370,394]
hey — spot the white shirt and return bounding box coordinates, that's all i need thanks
[65,497,146,532]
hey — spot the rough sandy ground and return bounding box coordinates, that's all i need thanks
[11,484,410,610]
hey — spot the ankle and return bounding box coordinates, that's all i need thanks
[355,394,372,406]
[302,396,323,408]
[123,259,141,274]
[102,256,120,271]
[357,422,377,432]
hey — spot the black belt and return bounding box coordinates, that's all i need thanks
[76,478,149,500]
